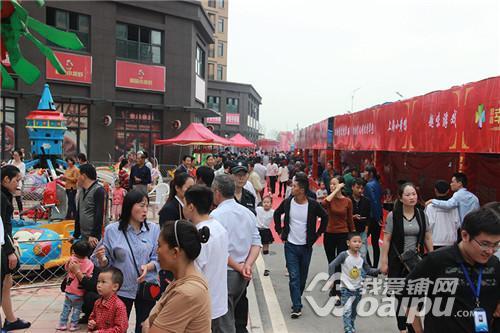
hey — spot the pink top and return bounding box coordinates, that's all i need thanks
[65,256,94,296]
[113,188,127,206]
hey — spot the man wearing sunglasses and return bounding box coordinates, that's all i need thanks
[405,202,500,333]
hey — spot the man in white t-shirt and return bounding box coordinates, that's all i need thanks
[183,184,229,329]
[273,174,328,319]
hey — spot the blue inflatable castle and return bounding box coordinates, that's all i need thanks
[25,84,67,170]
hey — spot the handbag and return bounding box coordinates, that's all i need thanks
[391,209,425,273]
[122,228,161,302]
[7,235,21,271]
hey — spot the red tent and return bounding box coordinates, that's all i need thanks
[154,123,231,146]
[229,133,256,148]
[256,138,280,151]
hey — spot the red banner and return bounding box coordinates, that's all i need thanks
[206,117,221,124]
[115,60,165,92]
[332,76,500,153]
[46,51,92,84]
[225,113,240,125]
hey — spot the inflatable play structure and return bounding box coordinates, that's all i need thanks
[12,84,73,271]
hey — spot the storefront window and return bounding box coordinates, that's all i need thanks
[115,109,161,159]
[55,102,89,157]
[0,97,16,161]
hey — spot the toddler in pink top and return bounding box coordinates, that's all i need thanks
[112,181,127,220]
[57,240,94,331]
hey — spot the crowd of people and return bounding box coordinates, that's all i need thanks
[1,148,499,333]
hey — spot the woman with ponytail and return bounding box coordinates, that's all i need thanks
[143,220,211,333]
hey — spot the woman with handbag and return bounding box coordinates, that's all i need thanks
[380,182,433,333]
[1,165,31,331]
[93,190,160,333]
[142,219,211,333]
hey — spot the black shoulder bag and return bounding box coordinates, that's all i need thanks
[391,209,425,273]
[122,227,161,302]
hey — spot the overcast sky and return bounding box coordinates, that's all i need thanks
[226,0,500,137]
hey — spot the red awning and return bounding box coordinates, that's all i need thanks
[256,138,280,151]
[229,133,256,148]
[154,123,231,146]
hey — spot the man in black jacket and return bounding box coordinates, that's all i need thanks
[406,203,500,333]
[73,164,106,248]
[350,178,372,260]
[274,174,328,319]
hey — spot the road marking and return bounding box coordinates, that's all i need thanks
[254,255,289,333]
[248,279,264,333]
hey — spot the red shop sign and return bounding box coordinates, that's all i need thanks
[46,51,92,84]
[226,113,240,125]
[116,60,165,92]
[206,117,221,124]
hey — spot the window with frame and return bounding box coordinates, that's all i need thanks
[208,13,216,26]
[226,97,239,113]
[217,18,224,33]
[208,44,215,58]
[0,97,16,161]
[208,0,216,8]
[208,63,215,80]
[217,41,224,57]
[217,64,223,80]
[195,45,206,77]
[207,96,220,112]
[55,103,89,157]
[47,7,90,51]
[218,0,225,8]
[114,109,161,159]
[116,23,162,64]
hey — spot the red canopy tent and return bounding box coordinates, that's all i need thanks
[229,133,256,148]
[154,123,231,146]
[256,138,280,151]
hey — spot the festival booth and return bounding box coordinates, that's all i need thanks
[229,133,256,148]
[291,120,330,182]
[278,131,295,152]
[256,138,280,152]
[332,76,500,204]
[154,122,231,165]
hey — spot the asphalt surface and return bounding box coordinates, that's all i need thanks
[250,243,400,333]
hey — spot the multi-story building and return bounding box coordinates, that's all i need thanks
[1,1,217,163]
[205,80,261,142]
[201,0,228,81]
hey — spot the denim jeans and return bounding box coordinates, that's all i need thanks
[284,242,313,311]
[341,288,362,333]
[59,293,83,325]
[359,231,368,259]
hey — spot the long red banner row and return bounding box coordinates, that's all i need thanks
[299,76,499,154]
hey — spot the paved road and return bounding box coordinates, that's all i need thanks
[249,243,400,333]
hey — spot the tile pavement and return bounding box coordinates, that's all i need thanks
[4,286,136,333]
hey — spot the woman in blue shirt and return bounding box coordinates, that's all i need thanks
[93,190,160,333]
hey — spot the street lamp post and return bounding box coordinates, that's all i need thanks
[351,87,361,113]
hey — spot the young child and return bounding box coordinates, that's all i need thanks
[57,240,94,331]
[112,180,126,221]
[316,181,328,202]
[328,232,379,333]
[88,267,128,333]
[256,195,275,276]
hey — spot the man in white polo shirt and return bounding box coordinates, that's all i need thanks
[210,175,262,333]
[183,184,229,330]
